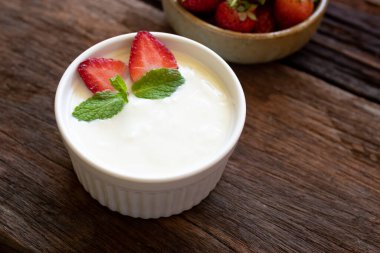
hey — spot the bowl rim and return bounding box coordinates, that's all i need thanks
[165,0,329,39]
[55,32,246,184]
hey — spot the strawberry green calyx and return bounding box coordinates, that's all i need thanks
[247,4,257,21]
[257,0,266,5]
[227,0,257,21]
[215,1,257,32]
[228,0,239,7]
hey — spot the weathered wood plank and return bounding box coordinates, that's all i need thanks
[181,63,380,252]
[1,0,380,252]
[335,0,380,15]
[283,1,380,103]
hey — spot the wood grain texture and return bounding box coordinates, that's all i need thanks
[1,0,379,252]
[283,1,380,104]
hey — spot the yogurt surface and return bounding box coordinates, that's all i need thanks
[67,51,234,179]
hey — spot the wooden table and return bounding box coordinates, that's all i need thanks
[1,0,379,252]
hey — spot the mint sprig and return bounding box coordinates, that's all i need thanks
[72,75,128,122]
[72,92,125,121]
[73,68,186,122]
[110,75,128,102]
[132,68,185,99]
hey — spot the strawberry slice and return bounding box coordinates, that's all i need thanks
[77,58,127,93]
[129,31,178,82]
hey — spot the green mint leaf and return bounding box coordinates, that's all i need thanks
[110,75,128,102]
[72,92,125,122]
[132,68,185,99]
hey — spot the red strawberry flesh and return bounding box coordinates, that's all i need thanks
[77,58,127,93]
[274,0,314,29]
[129,31,178,82]
[253,6,275,33]
[179,0,222,13]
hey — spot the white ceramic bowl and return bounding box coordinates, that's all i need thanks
[163,0,328,64]
[55,32,246,218]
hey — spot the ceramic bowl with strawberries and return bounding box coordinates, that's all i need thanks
[163,0,328,63]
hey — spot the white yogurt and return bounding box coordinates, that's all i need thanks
[67,51,234,179]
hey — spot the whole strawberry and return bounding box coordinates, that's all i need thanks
[253,6,275,33]
[179,0,222,13]
[215,0,257,33]
[274,0,314,29]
